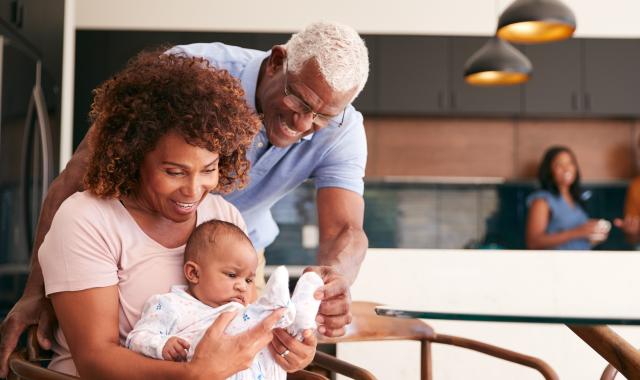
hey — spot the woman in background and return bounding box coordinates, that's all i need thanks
[526,146,609,250]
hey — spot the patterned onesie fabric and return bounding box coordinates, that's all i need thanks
[126,266,323,380]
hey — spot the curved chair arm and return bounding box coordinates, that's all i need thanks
[9,351,79,380]
[312,351,377,380]
[600,363,618,380]
[288,369,330,380]
[432,334,559,380]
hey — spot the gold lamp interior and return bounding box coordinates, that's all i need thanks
[498,21,575,44]
[464,71,530,86]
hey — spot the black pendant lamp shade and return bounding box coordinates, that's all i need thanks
[497,0,576,44]
[464,37,532,86]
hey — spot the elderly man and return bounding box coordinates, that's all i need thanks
[0,21,369,376]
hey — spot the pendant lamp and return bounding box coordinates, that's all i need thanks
[464,37,532,86]
[497,0,576,44]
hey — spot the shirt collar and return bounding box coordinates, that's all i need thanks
[239,50,270,112]
[241,50,314,143]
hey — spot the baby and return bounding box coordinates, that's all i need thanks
[126,219,323,379]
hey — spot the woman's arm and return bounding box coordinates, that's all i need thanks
[52,286,283,380]
[525,198,597,249]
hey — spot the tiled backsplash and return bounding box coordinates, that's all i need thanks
[264,180,631,265]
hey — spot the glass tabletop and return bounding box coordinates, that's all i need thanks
[375,306,640,325]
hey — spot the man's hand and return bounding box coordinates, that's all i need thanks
[162,336,190,362]
[0,293,56,377]
[304,266,352,338]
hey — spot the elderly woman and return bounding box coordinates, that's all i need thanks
[38,51,316,379]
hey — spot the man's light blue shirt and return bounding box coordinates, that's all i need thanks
[170,43,367,249]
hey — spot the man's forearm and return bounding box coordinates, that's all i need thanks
[316,225,368,285]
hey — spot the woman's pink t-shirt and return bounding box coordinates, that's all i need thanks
[39,191,246,375]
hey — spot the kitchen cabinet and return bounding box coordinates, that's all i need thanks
[374,35,522,115]
[376,35,449,114]
[523,38,640,117]
[74,31,640,135]
[583,39,640,117]
[522,39,582,115]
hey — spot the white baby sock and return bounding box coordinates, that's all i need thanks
[225,265,296,335]
[287,271,324,340]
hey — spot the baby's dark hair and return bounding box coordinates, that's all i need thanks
[184,220,253,263]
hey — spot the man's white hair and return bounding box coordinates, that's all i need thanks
[285,21,369,98]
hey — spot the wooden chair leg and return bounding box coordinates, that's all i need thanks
[421,340,432,380]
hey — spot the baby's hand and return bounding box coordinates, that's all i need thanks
[161,336,190,362]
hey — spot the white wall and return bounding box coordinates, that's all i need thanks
[339,249,640,380]
[75,0,640,38]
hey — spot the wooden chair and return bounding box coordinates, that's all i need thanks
[600,363,618,380]
[8,326,78,380]
[8,327,373,380]
[319,301,560,380]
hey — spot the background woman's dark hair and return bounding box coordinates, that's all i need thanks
[84,49,261,198]
[537,145,585,207]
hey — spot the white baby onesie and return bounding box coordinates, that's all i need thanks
[126,266,323,380]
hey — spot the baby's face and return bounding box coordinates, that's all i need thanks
[190,236,258,308]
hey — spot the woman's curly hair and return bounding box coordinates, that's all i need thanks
[83,49,261,198]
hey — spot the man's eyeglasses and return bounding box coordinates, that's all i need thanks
[283,63,346,129]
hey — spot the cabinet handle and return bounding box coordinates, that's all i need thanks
[438,91,445,109]
[571,92,579,111]
[449,92,457,110]
[583,93,591,111]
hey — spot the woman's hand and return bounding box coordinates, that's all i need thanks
[576,219,600,237]
[269,329,317,373]
[189,309,285,380]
